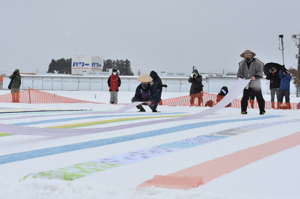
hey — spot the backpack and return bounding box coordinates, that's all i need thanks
[8,77,14,89]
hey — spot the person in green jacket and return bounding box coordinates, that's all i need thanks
[9,69,21,103]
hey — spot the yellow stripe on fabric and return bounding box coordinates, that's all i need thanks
[0,132,11,137]
[47,115,188,129]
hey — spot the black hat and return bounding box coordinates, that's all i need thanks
[112,68,117,72]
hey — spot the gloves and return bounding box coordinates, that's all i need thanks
[162,84,168,88]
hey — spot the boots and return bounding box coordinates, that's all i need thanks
[136,105,146,112]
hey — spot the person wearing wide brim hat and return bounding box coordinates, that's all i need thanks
[137,74,153,82]
[240,50,256,58]
[132,74,160,112]
[237,49,266,115]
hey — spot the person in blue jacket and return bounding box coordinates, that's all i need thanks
[132,74,160,112]
[278,68,292,108]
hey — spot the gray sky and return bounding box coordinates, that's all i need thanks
[1,0,300,75]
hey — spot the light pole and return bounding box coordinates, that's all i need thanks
[292,33,300,97]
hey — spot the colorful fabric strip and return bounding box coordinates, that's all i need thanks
[24,118,299,181]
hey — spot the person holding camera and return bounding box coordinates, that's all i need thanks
[188,69,203,106]
[266,66,281,109]
[278,68,291,109]
[237,50,265,115]
[9,69,22,103]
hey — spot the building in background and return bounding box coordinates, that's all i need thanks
[71,56,103,75]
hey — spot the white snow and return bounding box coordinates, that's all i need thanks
[0,90,300,199]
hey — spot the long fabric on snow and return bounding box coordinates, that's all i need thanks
[0,79,250,136]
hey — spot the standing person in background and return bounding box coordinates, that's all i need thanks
[237,50,265,115]
[149,71,167,103]
[107,68,121,104]
[188,69,203,106]
[278,68,291,109]
[9,69,21,103]
[266,66,281,109]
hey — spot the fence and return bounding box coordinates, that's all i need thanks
[3,75,294,95]
[1,88,299,110]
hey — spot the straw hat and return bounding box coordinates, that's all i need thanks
[137,74,153,82]
[240,50,256,58]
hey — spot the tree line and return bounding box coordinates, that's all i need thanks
[47,58,134,76]
[47,58,72,74]
[102,59,134,75]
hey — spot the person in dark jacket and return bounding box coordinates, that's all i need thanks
[278,68,291,108]
[132,74,160,112]
[107,68,121,104]
[9,69,21,103]
[266,66,281,109]
[188,69,203,106]
[149,71,167,102]
[237,50,265,115]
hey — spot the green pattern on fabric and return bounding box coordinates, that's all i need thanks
[24,162,120,181]
[0,133,12,137]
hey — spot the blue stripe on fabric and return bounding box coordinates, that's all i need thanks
[0,115,281,165]
[12,112,186,126]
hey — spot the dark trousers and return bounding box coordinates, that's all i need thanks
[270,88,279,102]
[132,98,158,111]
[241,88,265,113]
[278,90,290,103]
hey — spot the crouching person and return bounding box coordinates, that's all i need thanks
[132,74,160,112]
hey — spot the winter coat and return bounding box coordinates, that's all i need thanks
[188,70,203,95]
[278,70,291,91]
[149,71,163,92]
[133,82,160,103]
[266,72,280,89]
[9,69,21,89]
[237,58,264,88]
[107,74,121,91]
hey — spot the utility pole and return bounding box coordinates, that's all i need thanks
[292,34,300,97]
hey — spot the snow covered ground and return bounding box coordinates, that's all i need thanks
[0,89,300,199]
